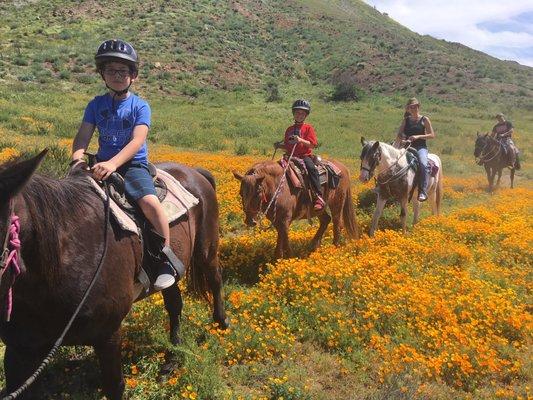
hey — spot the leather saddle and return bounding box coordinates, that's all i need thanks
[107,162,168,215]
[83,154,187,294]
[280,155,341,191]
[405,148,439,177]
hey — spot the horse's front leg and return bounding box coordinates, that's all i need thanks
[94,330,125,400]
[399,196,409,232]
[496,169,502,186]
[3,345,48,399]
[412,197,420,226]
[488,167,497,193]
[484,165,491,192]
[310,211,332,250]
[274,220,291,259]
[369,196,387,237]
[510,168,515,189]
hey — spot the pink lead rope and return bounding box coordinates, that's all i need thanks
[1,215,21,322]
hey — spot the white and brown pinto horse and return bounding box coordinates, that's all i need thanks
[359,137,443,236]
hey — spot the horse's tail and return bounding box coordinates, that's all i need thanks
[342,185,360,240]
[187,169,219,300]
[435,157,443,215]
[195,167,216,190]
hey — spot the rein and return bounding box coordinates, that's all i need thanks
[256,144,297,229]
[1,182,112,400]
[477,138,502,164]
[363,144,411,183]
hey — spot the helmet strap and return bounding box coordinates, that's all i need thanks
[106,82,131,97]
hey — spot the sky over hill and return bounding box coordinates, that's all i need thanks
[365,0,533,66]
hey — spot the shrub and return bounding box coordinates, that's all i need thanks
[331,72,365,102]
[264,81,282,102]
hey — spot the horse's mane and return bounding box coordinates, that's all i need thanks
[21,171,100,271]
[246,160,283,177]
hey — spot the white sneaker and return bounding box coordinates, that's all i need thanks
[153,263,176,291]
[418,192,428,202]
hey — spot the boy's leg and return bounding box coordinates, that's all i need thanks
[137,195,170,245]
[137,195,176,290]
[303,156,324,210]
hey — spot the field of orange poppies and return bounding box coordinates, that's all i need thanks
[0,143,531,399]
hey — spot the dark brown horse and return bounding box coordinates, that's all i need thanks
[474,132,516,192]
[233,159,358,258]
[0,150,228,399]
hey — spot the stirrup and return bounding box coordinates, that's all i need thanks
[162,245,185,279]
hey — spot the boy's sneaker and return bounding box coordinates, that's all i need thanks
[313,196,325,211]
[153,262,176,291]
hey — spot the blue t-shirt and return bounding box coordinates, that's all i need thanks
[83,93,151,163]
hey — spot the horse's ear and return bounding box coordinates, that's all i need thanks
[476,132,480,137]
[360,137,367,146]
[371,141,380,152]
[0,148,48,203]
[232,170,243,181]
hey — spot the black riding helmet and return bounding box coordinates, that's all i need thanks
[95,39,138,75]
[292,99,311,114]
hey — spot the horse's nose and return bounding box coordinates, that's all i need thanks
[359,171,369,183]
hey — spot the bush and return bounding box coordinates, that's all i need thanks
[264,81,281,102]
[331,72,365,101]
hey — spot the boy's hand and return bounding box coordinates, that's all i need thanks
[288,135,299,145]
[92,161,117,181]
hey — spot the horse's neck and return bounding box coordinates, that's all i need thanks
[377,143,407,173]
[265,174,281,197]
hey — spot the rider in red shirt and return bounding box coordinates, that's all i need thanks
[275,99,325,210]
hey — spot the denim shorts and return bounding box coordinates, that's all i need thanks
[117,161,157,201]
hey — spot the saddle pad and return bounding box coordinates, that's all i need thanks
[89,179,139,235]
[88,169,199,235]
[156,169,200,221]
[428,159,439,177]
[322,160,341,176]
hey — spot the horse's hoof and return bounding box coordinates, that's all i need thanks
[216,317,230,330]
[170,333,182,346]
[160,351,182,377]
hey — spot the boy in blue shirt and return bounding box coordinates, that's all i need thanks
[71,39,176,290]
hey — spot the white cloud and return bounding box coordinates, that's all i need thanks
[363,0,533,66]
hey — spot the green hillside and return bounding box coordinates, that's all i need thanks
[0,0,531,106]
[0,0,531,178]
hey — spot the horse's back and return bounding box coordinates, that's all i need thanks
[428,153,442,168]
[156,162,216,201]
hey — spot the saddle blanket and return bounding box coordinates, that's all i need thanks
[89,168,199,235]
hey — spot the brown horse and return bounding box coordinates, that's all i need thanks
[0,150,228,399]
[474,132,516,192]
[233,159,358,258]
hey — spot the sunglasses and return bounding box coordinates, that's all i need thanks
[103,68,131,78]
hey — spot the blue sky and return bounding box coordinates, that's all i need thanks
[363,1,533,67]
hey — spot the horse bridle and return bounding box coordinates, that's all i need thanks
[360,146,381,178]
[477,137,502,164]
[0,200,15,277]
